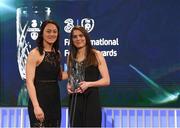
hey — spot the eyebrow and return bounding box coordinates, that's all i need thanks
[73,33,83,36]
[46,28,57,31]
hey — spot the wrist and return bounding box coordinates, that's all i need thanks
[87,82,92,88]
[33,104,40,109]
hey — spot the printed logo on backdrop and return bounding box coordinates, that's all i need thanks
[64,18,94,33]
[63,18,119,58]
[27,19,41,40]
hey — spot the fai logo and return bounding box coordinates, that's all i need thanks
[81,18,94,33]
[64,18,95,33]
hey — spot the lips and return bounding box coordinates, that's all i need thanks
[48,37,56,39]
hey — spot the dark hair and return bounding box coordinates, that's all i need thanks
[68,26,98,74]
[36,20,60,55]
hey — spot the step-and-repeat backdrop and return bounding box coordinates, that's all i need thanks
[0,0,179,107]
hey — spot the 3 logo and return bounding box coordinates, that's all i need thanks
[64,18,95,33]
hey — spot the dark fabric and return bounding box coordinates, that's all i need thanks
[28,51,61,127]
[69,65,101,127]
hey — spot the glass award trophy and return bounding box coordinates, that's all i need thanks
[16,6,51,105]
[69,59,85,91]
[68,59,85,126]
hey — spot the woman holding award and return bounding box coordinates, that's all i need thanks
[67,26,110,127]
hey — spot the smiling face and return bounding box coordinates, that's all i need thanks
[43,23,58,45]
[72,29,86,49]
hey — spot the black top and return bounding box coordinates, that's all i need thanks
[69,65,102,127]
[35,51,60,81]
[28,51,61,126]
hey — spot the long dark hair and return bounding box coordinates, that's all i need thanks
[36,20,60,55]
[68,26,98,75]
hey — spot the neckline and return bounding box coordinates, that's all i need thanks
[74,58,85,64]
[44,50,55,53]
[45,51,54,53]
[44,48,55,53]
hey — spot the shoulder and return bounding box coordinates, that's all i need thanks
[27,48,41,60]
[29,48,40,56]
[92,49,103,58]
[92,49,106,65]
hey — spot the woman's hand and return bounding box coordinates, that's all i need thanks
[67,83,74,94]
[34,106,44,122]
[76,81,90,93]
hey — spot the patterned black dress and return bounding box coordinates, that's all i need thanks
[28,51,61,127]
[69,65,102,127]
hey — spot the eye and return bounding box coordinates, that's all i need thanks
[46,30,51,33]
[72,35,77,39]
[53,30,57,34]
[79,34,84,37]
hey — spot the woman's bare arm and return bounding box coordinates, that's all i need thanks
[78,50,110,92]
[26,49,44,121]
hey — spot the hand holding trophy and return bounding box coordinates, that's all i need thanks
[68,59,85,92]
[68,59,85,126]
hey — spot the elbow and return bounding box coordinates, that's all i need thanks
[26,79,30,88]
[25,79,28,86]
[61,72,68,80]
[105,78,110,86]
[107,79,110,86]
[26,78,33,89]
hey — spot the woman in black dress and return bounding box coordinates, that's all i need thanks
[26,20,64,127]
[67,26,110,127]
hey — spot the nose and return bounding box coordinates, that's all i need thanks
[50,32,54,35]
[76,35,81,40]
[49,32,56,37]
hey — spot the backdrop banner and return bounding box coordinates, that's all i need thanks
[0,0,179,107]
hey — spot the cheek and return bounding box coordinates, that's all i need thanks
[72,39,76,43]
[82,39,86,44]
[83,37,86,42]
[53,34,58,38]
[43,33,48,38]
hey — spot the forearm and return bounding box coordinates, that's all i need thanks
[26,81,40,108]
[88,78,110,88]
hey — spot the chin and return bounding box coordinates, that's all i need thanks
[76,46,84,49]
[48,40,56,44]
[76,45,86,49]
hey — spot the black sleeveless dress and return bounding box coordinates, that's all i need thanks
[28,51,61,127]
[69,65,102,127]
